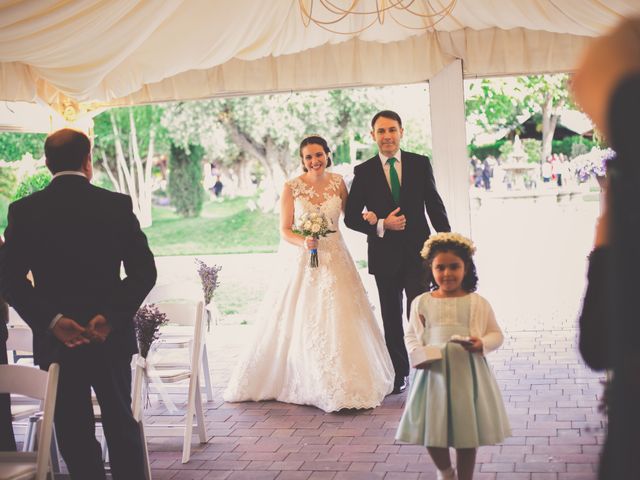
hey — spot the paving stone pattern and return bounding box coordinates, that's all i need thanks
[142,322,606,480]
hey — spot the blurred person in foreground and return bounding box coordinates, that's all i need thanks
[0,129,157,479]
[572,16,640,480]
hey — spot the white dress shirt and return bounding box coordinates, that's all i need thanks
[378,150,403,187]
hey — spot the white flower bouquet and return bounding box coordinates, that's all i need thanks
[293,211,336,268]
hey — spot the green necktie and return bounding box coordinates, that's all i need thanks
[388,157,400,205]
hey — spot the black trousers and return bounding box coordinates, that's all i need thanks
[53,345,145,480]
[375,262,427,381]
[0,322,17,451]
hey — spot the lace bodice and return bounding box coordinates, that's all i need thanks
[286,173,343,232]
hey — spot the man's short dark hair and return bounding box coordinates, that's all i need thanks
[44,129,91,174]
[371,110,403,129]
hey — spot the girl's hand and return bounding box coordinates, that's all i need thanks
[304,236,318,251]
[463,336,483,354]
[414,361,431,370]
[362,211,378,225]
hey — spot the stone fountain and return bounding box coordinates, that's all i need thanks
[502,135,536,190]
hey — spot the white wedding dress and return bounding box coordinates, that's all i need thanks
[224,173,394,412]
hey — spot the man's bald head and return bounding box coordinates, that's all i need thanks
[44,128,91,174]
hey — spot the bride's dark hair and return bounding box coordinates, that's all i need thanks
[299,135,332,172]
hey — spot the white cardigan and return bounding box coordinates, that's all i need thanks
[405,292,504,366]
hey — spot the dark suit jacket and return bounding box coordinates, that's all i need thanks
[345,150,450,275]
[578,246,608,371]
[0,175,157,367]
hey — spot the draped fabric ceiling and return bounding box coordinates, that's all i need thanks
[1,0,639,109]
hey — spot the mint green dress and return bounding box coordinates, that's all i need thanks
[396,294,511,448]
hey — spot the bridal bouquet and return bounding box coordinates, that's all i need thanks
[293,211,335,268]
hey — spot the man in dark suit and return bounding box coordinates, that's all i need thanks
[0,237,16,451]
[345,110,450,394]
[0,129,157,479]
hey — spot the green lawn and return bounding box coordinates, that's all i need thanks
[0,195,9,231]
[0,195,279,255]
[145,197,280,256]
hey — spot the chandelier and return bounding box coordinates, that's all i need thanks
[298,0,458,34]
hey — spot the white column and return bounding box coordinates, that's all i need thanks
[429,59,471,237]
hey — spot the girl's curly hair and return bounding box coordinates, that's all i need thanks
[423,241,478,293]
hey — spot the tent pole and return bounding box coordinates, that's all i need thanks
[429,59,471,237]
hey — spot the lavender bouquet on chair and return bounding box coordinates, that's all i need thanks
[133,304,169,408]
[195,258,222,330]
[293,211,336,268]
[134,304,169,359]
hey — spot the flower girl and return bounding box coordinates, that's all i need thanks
[396,233,510,480]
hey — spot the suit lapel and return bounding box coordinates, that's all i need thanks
[399,151,411,209]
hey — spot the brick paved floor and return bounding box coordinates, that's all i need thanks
[142,322,606,480]
[140,197,604,479]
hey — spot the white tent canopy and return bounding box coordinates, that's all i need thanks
[1,0,639,107]
[1,0,639,235]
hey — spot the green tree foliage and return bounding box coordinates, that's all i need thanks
[162,89,381,202]
[13,170,51,201]
[466,80,522,133]
[93,105,169,162]
[93,105,170,227]
[0,132,46,162]
[522,139,542,164]
[466,75,572,162]
[468,139,508,160]
[552,135,597,157]
[168,143,205,217]
[0,167,17,199]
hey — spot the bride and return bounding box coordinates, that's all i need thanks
[224,135,394,412]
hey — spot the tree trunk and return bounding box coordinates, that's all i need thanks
[106,110,154,227]
[220,114,288,211]
[227,154,254,196]
[128,110,154,228]
[541,93,560,163]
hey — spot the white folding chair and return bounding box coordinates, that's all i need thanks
[0,363,59,480]
[131,355,152,480]
[142,300,208,463]
[6,325,61,474]
[145,283,214,402]
[6,326,40,450]
[7,308,33,364]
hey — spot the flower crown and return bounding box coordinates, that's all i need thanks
[420,232,476,259]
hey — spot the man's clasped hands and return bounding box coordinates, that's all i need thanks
[52,314,111,348]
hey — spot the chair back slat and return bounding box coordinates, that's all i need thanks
[155,301,200,327]
[6,326,33,353]
[0,363,59,480]
[146,283,201,304]
[8,307,28,327]
[0,364,47,398]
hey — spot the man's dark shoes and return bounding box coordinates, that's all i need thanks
[392,375,408,394]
